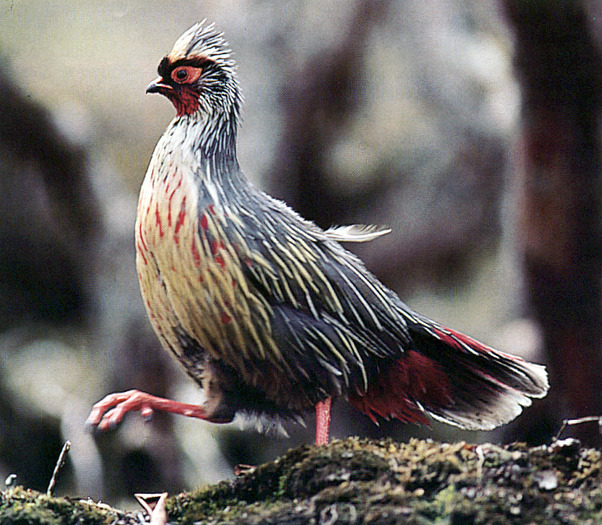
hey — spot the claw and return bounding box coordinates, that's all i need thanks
[141,406,155,420]
[86,389,140,430]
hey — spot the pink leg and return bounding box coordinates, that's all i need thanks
[315,397,332,446]
[86,389,231,431]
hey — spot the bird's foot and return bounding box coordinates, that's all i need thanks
[86,389,225,431]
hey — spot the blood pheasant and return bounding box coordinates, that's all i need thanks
[87,22,548,445]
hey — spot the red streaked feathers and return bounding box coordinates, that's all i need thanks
[174,196,187,234]
[167,175,183,227]
[191,237,201,267]
[154,202,163,237]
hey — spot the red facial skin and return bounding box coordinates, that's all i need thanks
[147,65,203,116]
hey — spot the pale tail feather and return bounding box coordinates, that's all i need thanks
[325,224,391,243]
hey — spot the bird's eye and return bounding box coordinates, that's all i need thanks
[171,66,201,84]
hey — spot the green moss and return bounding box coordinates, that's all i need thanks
[0,486,124,525]
[2,438,600,524]
[165,438,602,524]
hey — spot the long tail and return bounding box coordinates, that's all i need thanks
[349,319,549,431]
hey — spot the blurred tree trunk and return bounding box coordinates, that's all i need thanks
[504,0,602,446]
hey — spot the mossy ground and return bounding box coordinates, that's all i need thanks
[0,486,136,525]
[1,438,600,524]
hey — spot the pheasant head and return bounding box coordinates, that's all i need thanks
[146,21,242,156]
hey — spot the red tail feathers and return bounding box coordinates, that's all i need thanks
[348,350,453,425]
[348,323,548,431]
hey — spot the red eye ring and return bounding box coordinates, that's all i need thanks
[171,66,202,84]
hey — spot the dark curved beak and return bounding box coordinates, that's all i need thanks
[146,77,173,94]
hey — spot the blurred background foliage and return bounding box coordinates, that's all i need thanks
[0,0,599,506]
